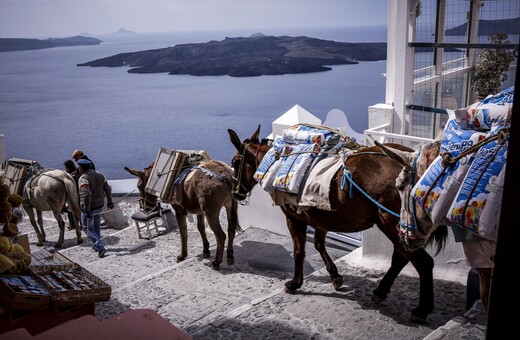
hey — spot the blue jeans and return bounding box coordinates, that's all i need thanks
[82,206,105,252]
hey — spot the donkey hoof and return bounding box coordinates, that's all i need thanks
[409,313,426,324]
[54,244,62,248]
[284,281,298,294]
[211,261,220,270]
[77,239,84,245]
[371,288,387,304]
[176,255,186,263]
[331,275,343,290]
[202,250,210,258]
[227,257,235,266]
[36,242,44,247]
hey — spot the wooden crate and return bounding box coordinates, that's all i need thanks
[30,266,111,307]
[30,247,77,271]
[3,162,28,196]
[3,158,42,196]
[0,275,51,310]
[145,147,188,203]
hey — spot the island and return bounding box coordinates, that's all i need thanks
[0,36,102,52]
[77,35,387,77]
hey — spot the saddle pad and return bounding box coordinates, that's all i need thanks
[298,155,343,211]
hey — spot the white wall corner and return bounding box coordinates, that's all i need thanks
[368,103,394,129]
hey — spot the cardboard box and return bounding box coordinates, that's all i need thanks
[14,234,30,254]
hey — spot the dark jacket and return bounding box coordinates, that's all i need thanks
[78,169,113,212]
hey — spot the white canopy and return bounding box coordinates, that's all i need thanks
[270,104,321,139]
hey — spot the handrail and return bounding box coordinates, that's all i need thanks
[364,123,434,147]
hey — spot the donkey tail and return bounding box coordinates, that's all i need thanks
[230,198,243,233]
[64,177,82,226]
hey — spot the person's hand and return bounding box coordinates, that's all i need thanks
[107,203,114,210]
[82,211,92,219]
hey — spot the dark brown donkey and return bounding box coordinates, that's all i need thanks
[376,140,494,314]
[228,125,447,323]
[125,159,241,269]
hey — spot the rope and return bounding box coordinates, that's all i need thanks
[460,134,507,226]
[440,127,508,167]
[340,164,400,218]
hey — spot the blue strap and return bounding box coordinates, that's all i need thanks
[192,166,223,181]
[174,165,224,188]
[174,168,192,186]
[341,165,400,218]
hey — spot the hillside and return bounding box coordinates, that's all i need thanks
[0,36,102,52]
[445,17,520,36]
[77,35,387,77]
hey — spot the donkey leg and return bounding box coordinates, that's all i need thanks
[196,214,210,258]
[313,228,343,290]
[225,202,237,265]
[51,209,65,248]
[372,247,410,304]
[205,213,226,270]
[36,210,46,244]
[284,218,307,293]
[406,248,435,324]
[476,267,492,313]
[74,222,84,245]
[24,206,44,246]
[174,209,189,262]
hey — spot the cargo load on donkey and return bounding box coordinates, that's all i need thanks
[3,158,42,196]
[144,148,211,205]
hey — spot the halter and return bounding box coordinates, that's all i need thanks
[399,148,426,237]
[232,142,261,204]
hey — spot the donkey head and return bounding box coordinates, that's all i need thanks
[376,141,441,251]
[228,125,267,202]
[124,162,158,211]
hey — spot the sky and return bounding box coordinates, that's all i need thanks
[0,0,388,39]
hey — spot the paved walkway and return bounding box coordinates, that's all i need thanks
[12,200,487,339]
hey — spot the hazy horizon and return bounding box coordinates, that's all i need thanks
[0,0,388,39]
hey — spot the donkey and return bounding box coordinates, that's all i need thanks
[228,125,448,323]
[22,169,83,247]
[375,140,495,313]
[125,159,241,269]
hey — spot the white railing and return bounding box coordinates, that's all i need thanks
[364,123,434,148]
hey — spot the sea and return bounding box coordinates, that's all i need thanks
[0,26,387,180]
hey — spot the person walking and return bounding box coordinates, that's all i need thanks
[62,159,81,230]
[72,149,96,170]
[77,158,114,258]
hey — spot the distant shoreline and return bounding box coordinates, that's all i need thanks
[0,36,102,52]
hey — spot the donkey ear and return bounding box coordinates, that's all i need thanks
[124,167,143,179]
[375,142,415,167]
[228,129,242,151]
[250,125,261,143]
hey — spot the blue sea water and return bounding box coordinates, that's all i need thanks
[0,26,387,179]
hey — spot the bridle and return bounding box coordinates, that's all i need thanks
[232,141,262,204]
[137,168,159,212]
[399,148,427,239]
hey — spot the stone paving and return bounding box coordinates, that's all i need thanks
[14,200,487,339]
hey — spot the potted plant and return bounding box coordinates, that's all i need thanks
[471,33,515,100]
